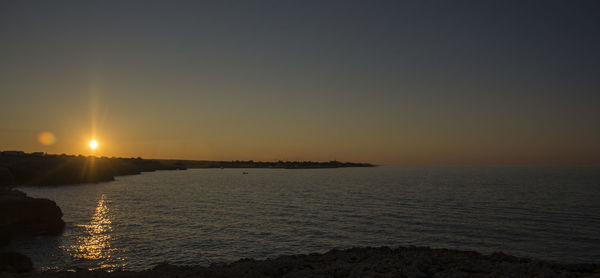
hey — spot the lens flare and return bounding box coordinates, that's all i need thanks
[37,132,57,146]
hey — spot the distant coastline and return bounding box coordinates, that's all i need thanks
[0,151,374,187]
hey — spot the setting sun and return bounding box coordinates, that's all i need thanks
[89,140,98,150]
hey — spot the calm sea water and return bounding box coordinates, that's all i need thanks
[4,166,600,271]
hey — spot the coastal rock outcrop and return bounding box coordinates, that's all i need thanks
[0,189,65,245]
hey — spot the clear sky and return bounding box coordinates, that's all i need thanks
[1,1,599,165]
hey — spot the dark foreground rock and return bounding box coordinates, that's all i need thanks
[0,252,33,273]
[0,188,65,246]
[11,246,600,277]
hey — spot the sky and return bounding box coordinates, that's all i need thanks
[1,0,599,165]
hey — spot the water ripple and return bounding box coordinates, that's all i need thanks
[11,166,600,271]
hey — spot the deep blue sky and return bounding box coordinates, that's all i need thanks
[1,1,599,164]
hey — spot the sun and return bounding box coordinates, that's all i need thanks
[89,140,98,150]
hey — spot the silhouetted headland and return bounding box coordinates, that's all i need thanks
[0,151,374,187]
[0,151,185,187]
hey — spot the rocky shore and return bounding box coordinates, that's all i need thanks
[0,187,64,273]
[3,246,599,277]
[0,188,65,247]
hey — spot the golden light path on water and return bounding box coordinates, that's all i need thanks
[63,194,124,270]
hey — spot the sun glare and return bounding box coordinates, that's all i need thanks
[89,140,98,150]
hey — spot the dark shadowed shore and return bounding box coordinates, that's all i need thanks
[2,246,599,277]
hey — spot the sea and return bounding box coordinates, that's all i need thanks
[4,166,600,271]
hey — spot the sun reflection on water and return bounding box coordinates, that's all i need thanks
[64,194,124,270]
